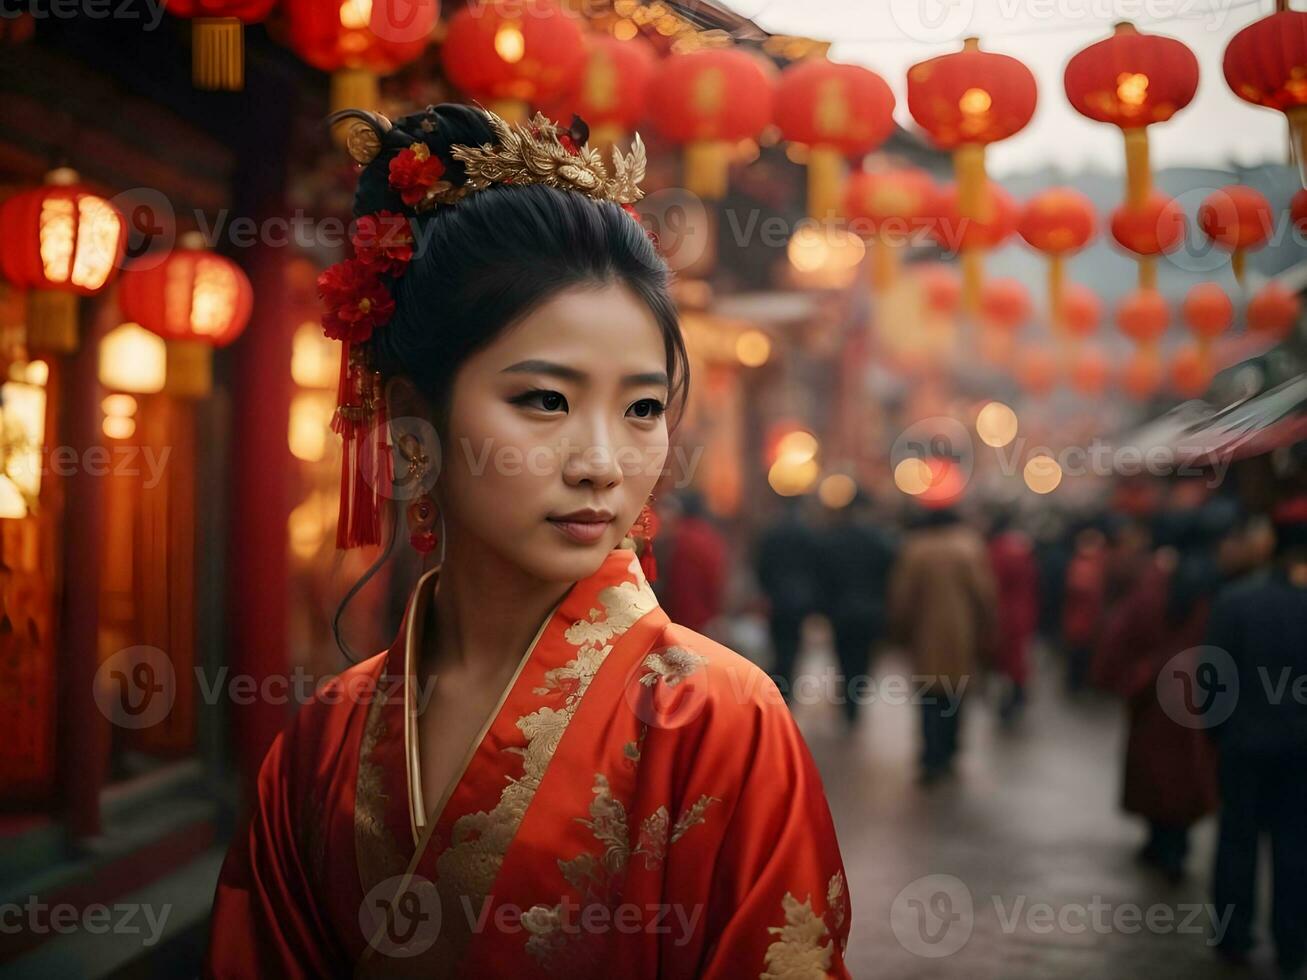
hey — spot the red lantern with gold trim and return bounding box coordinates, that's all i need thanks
[284,0,440,131]
[1110,192,1186,288]
[442,0,585,125]
[1246,281,1301,338]
[118,244,253,397]
[1197,185,1272,284]
[546,33,655,149]
[1018,188,1097,332]
[0,175,127,352]
[843,167,934,290]
[648,49,774,200]
[165,0,276,90]
[775,59,896,219]
[1223,8,1307,186]
[1065,22,1199,207]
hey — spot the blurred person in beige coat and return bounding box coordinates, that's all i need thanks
[889,506,999,784]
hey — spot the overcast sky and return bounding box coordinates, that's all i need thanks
[723,0,1290,177]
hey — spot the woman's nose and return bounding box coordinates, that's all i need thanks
[560,419,625,489]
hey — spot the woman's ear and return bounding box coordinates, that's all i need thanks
[384,373,431,426]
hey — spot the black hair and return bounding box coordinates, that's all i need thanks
[329,103,689,660]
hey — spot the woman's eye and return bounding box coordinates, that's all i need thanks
[514,389,568,412]
[628,398,666,420]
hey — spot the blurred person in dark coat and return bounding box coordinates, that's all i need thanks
[1205,496,1307,975]
[753,494,822,705]
[986,507,1040,726]
[1091,500,1240,882]
[815,489,898,730]
[889,507,998,784]
[654,490,728,636]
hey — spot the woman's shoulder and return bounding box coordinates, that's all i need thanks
[265,649,394,765]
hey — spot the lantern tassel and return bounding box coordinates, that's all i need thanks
[684,141,730,200]
[165,339,214,398]
[961,248,983,318]
[954,143,987,221]
[332,342,391,549]
[1048,254,1065,338]
[331,70,381,146]
[26,289,79,353]
[1123,127,1151,209]
[806,146,844,222]
[193,18,244,91]
[870,233,898,292]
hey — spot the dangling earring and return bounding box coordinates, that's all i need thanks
[626,496,659,583]
[396,434,440,558]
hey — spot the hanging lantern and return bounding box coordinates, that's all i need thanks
[0,172,127,353]
[546,33,655,150]
[118,244,253,398]
[1121,348,1163,399]
[648,49,774,200]
[1064,22,1199,207]
[912,262,962,316]
[1017,187,1097,333]
[1181,282,1231,381]
[843,167,934,290]
[978,277,1031,333]
[1115,288,1170,369]
[1061,283,1103,338]
[1197,186,1272,284]
[1223,7,1307,187]
[443,0,585,125]
[926,179,1019,313]
[1015,346,1057,397]
[775,59,896,220]
[164,0,276,91]
[1170,345,1212,398]
[284,0,440,139]
[99,323,168,394]
[1069,345,1111,395]
[1110,192,1186,289]
[1246,281,1301,338]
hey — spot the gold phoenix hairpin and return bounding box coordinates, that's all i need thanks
[334,105,647,210]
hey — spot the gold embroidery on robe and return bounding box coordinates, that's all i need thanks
[354,678,407,891]
[638,646,708,687]
[760,870,847,979]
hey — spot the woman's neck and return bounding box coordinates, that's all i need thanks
[424,529,574,679]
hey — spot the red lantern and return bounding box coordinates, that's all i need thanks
[1069,345,1111,395]
[1223,9,1307,186]
[0,177,127,352]
[1181,282,1233,341]
[442,0,584,124]
[285,0,440,125]
[119,247,253,397]
[1197,186,1273,283]
[1246,281,1301,338]
[1018,188,1097,331]
[775,60,896,219]
[1061,283,1103,338]
[648,49,774,199]
[1015,346,1057,397]
[1115,288,1170,345]
[1170,345,1212,398]
[546,33,655,145]
[979,277,1031,333]
[1121,348,1163,399]
[913,262,962,315]
[927,180,1018,313]
[843,168,934,289]
[164,0,276,90]
[1110,192,1186,289]
[1064,22,1199,206]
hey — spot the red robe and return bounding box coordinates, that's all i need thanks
[661,516,727,635]
[987,531,1039,687]
[206,547,850,978]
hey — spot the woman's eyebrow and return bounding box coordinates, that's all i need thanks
[501,359,669,387]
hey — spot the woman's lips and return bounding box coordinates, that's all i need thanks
[547,517,613,544]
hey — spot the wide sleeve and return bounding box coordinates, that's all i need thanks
[204,710,345,979]
[694,695,851,979]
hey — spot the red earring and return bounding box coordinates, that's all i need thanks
[629,501,659,583]
[408,495,439,556]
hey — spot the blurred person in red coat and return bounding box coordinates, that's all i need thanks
[1061,521,1107,694]
[653,490,728,637]
[986,507,1040,726]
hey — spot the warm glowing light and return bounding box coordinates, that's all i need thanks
[612,18,637,41]
[1024,455,1062,494]
[289,492,331,560]
[787,226,866,274]
[39,198,74,283]
[818,473,857,509]
[339,0,371,29]
[736,330,771,367]
[102,416,136,440]
[102,393,138,417]
[959,87,992,115]
[1116,72,1149,107]
[2,370,48,502]
[189,258,240,337]
[768,456,819,496]
[71,196,121,290]
[0,475,27,519]
[894,457,932,496]
[494,23,526,63]
[775,429,819,464]
[99,323,167,394]
[291,321,338,388]
[976,401,1018,448]
[289,391,335,463]
[23,361,49,386]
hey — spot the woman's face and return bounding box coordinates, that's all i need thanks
[436,282,672,583]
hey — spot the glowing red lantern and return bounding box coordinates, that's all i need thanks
[1065,22,1199,206]
[0,176,127,352]
[1115,288,1170,345]
[1197,185,1273,283]
[285,0,440,124]
[648,49,774,199]
[1181,282,1233,341]
[843,168,934,289]
[442,0,584,124]
[1110,192,1186,288]
[1170,345,1212,398]
[1069,345,1111,396]
[164,0,276,90]
[1061,283,1103,338]
[118,246,253,397]
[1018,187,1097,330]
[1015,346,1058,397]
[547,34,655,146]
[1223,9,1307,186]
[1121,348,1163,399]
[926,180,1019,312]
[913,262,962,316]
[1246,281,1301,338]
[775,60,896,219]
[979,277,1031,332]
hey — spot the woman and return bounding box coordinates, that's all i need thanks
[205,103,850,979]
